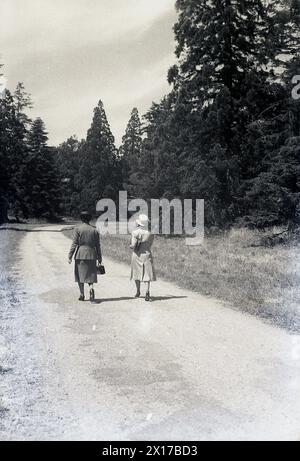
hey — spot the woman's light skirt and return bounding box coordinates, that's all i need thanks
[130,252,156,282]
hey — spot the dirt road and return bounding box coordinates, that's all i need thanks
[0,224,299,440]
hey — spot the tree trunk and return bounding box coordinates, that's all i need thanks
[0,198,9,224]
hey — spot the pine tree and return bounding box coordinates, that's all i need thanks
[166,0,290,226]
[275,0,300,63]
[119,108,143,195]
[55,135,85,216]
[0,88,27,222]
[79,100,119,211]
[19,118,62,219]
[14,82,32,126]
[11,83,33,219]
[0,62,5,222]
[239,1,300,227]
[135,94,183,200]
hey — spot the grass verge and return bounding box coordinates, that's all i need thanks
[63,226,300,332]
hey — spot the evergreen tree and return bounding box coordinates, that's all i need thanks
[237,1,300,227]
[135,95,182,200]
[0,62,5,222]
[14,82,32,126]
[55,135,85,216]
[0,88,27,222]
[79,100,119,211]
[119,108,143,195]
[241,50,300,227]
[19,118,62,219]
[11,83,33,219]
[275,0,300,64]
[165,0,292,226]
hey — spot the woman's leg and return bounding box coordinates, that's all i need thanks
[89,283,95,301]
[135,280,141,297]
[145,282,151,301]
[78,282,84,300]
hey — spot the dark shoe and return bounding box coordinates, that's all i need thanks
[90,288,95,302]
[135,291,141,298]
[78,295,85,302]
[145,292,150,302]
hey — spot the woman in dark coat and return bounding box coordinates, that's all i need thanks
[68,212,102,302]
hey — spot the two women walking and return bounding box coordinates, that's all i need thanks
[68,212,156,302]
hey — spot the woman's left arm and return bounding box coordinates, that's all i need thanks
[68,228,80,262]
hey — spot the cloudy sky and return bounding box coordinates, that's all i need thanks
[0,0,177,145]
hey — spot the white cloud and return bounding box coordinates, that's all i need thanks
[0,0,175,48]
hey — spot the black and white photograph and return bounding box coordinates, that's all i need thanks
[0,0,300,444]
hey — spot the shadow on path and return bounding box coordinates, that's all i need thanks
[91,297,133,304]
[149,295,188,302]
[91,295,188,304]
[0,227,73,233]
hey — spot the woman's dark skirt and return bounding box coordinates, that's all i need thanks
[75,260,98,284]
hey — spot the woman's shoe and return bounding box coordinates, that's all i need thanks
[90,288,95,302]
[78,295,85,301]
[145,291,150,302]
[135,291,141,298]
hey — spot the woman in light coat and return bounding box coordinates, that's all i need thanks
[130,214,156,301]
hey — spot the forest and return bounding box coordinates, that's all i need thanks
[0,0,300,230]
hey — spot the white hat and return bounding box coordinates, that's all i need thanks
[136,214,149,227]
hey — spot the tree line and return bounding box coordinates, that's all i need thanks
[1,0,300,228]
[0,76,61,223]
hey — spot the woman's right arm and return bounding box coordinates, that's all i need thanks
[95,231,102,263]
[130,231,140,250]
[130,235,137,249]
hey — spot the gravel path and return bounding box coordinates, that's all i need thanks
[0,224,299,440]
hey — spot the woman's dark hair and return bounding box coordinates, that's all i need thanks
[80,211,92,224]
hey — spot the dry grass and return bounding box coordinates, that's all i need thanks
[63,226,300,332]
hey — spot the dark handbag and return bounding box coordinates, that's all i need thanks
[97,264,106,275]
[133,236,142,251]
